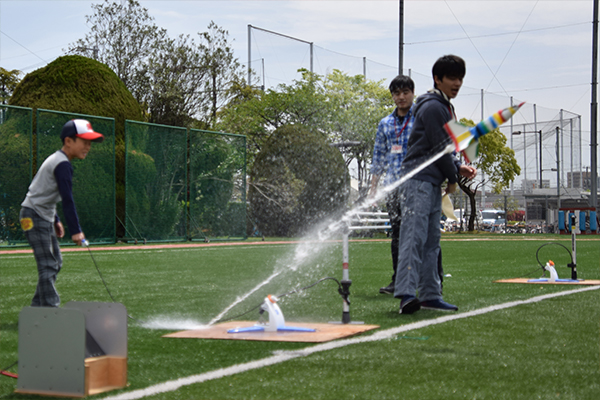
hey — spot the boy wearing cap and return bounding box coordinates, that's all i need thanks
[20,119,104,307]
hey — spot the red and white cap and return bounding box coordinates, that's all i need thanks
[60,119,105,143]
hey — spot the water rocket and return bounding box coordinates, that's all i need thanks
[444,102,525,163]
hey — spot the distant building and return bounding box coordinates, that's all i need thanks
[567,171,600,190]
[521,179,550,193]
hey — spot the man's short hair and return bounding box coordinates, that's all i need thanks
[389,75,415,93]
[432,55,466,84]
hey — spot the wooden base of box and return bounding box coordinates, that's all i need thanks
[15,356,127,397]
[85,356,127,396]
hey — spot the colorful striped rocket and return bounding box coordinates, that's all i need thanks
[444,102,525,163]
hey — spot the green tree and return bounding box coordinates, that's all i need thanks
[322,70,391,197]
[219,69,392,205]
[217,70,329,169]
[249,124,347,237]
[198,21,245,127]
[67,0,167,96]
[0,67,21,104]
[140,34,206,127]
[457,118,521,231]
[70,2,244,127]
[0,108,32,242]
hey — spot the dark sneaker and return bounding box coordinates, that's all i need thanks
[379,283,395,295]
[420,299,458,312]
[399,295,421,314]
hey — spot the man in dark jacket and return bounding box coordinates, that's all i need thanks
[394,55,476,314]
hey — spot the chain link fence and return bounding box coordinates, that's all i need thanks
[188,129,246,241]
[0,105,33,244]
[1,106,247,247]
[125,121,187,242]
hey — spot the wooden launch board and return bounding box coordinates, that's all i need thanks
[495,278,600,285]
[162,321,380,343]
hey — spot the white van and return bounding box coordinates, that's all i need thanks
[481,209,506,232]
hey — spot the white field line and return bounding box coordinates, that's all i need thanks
[101,285,600,400]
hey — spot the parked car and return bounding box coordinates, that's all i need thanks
[481,209,506,232]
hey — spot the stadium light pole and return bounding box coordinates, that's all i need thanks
[591,0,598,209]
[398,0,404,75]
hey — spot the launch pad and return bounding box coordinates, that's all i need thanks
[162,321,379,343]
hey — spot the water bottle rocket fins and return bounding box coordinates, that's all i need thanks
[444,102,525,163]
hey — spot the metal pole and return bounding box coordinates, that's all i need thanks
[579,115,583,188]
[399,0,404,75]
[481,90,486,208]
[363,57,367,79]
[557,126,561,210]
[247,24,252,86]
[510,96,514,196]
[341,230,351,324]
[591,0,599,209]
[534,104,539,188]
[539,129,543,188]
[570,119,574,188]
[261,58,265,91]
[523,123,527,188]
[560,109,564,190]
[310,42,314,73]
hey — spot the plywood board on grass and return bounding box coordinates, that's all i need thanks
[162,321,379,343]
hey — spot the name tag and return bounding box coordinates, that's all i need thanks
[391,145,403,154]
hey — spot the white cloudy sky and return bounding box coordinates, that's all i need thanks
[0,0,596,182]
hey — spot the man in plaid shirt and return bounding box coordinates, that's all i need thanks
[369,75,415,295]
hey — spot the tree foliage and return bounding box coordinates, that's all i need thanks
[248,124,348,237]
[0,109,32,242]
[67,0,166,94]
[456,118,521,231]
[68,1,244,128]
[218,69,391,194]
[0,67,21,104]
[217,70,330,169]
[198,21,245,126]
[322,70,391,196]
[140,34,206,127]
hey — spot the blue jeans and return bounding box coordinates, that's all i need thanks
[394,179,442,302]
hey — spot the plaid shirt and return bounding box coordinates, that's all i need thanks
[371,106,414,186]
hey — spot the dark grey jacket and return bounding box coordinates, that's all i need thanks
[402,90,461,186]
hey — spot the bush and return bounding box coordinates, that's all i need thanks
[248,124,348,237]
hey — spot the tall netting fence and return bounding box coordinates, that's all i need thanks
[0,105,33,245]
[36,110,116,244]
[188,129,246,241]
[2,108,246,247]
[125,121,187,243]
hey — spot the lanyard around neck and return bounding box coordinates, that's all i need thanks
[394,110,411,140]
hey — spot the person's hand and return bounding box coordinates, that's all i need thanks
[446,183,457,194]
[459,165,477,179]
[72,232,85,246]
[54,222,65,238]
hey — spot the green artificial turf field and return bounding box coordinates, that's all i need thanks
[1,237,599,399]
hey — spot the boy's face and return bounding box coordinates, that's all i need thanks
[391,87,415,115]
[64,136,92,160]
[434,75,463,99]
